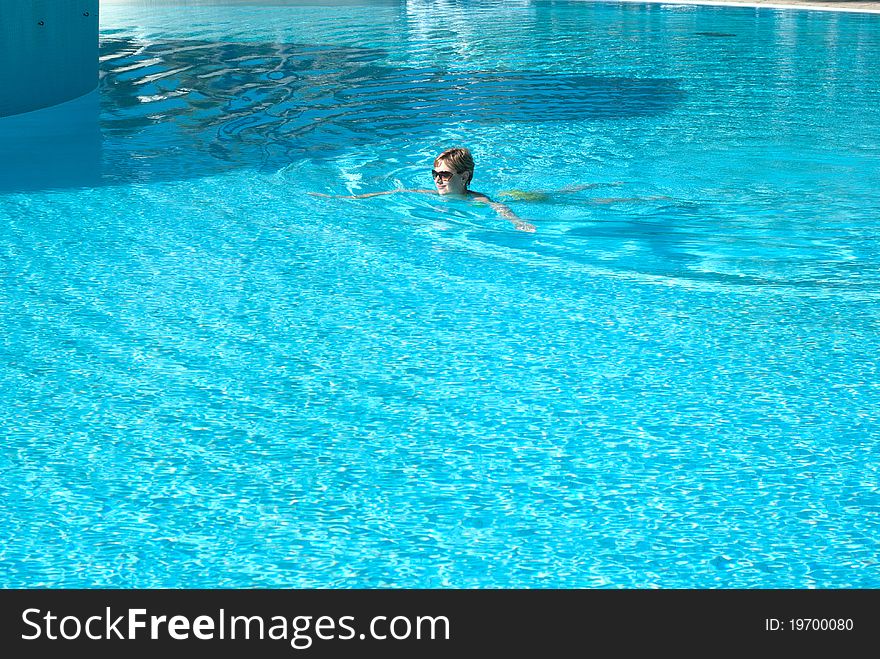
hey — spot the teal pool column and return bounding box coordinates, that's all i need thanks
[0,1,99,117]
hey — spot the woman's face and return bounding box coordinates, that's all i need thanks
[432,159,469,195]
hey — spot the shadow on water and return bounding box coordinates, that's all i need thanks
[0,37,683,193]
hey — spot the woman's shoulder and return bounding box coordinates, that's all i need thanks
[467,190,491,201]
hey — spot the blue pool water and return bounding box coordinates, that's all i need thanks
[1,0,878,588]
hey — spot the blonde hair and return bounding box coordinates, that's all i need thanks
[434,147,474,186]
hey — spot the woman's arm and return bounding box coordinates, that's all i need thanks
[309,189,436,199]
[471,193,536,233]
[309,190,397,199]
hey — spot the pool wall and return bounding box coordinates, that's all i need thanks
[0,0,99,117]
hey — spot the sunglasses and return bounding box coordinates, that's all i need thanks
[431,169,457,182]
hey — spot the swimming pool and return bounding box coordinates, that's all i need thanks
[1,0,878,588]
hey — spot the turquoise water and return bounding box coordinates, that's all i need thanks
[1,0,878,588]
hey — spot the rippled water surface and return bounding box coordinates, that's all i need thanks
[1,1,878,588]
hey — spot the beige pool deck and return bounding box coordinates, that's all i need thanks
[615,0,880,13]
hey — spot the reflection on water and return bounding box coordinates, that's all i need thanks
[0,36,683,192]
[0,92,101,193]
